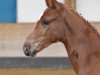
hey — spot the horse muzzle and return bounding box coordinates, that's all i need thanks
[23,43,38,57]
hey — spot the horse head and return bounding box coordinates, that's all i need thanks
[23,0,66,57]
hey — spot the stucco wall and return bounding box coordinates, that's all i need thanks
[17,0,65,23]
[76,0,100,22]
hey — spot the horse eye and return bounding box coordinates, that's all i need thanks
[43,20,50,25]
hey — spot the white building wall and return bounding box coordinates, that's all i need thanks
[76,0,100,22]
[17,0,64,23]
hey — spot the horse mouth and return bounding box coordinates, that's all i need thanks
[30,50,39,57]
[30,53,36,58]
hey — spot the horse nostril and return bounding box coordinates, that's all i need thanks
[24,51,30,56]
[23,43,31,56]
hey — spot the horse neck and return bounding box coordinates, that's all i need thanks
[62,8,100,73]
[63,7,100,52]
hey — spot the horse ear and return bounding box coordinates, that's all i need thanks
[45,0,54,8]
[45,0,62,11]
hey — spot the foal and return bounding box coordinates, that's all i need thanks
[23,0,100,75]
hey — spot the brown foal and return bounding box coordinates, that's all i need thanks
[23,0,100,75]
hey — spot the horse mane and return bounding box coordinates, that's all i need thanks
[62,5,100,38]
